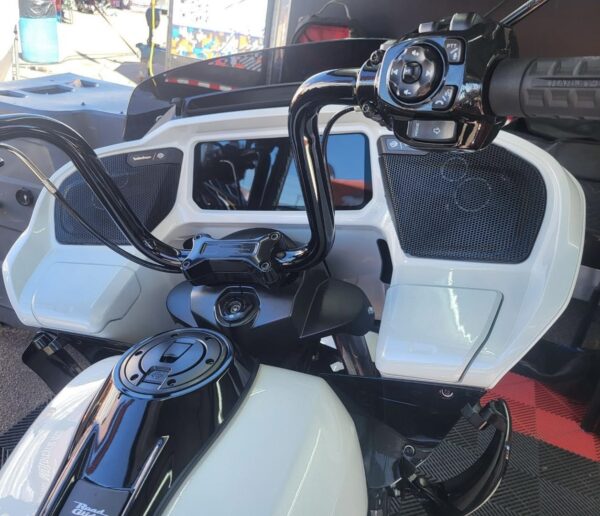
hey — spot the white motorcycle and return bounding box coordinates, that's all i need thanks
[0,0,594,514]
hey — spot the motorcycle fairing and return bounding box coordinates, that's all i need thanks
[3,107,584,390]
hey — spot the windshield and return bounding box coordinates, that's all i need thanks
[124,38,385,140]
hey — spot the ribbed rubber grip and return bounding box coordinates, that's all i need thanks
[489,57,600,119]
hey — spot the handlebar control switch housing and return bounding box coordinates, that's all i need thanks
[357,13,517,151]
[182,231,288,287]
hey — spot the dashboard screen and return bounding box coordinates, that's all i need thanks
[193,133,372,211]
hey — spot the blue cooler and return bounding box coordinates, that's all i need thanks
[19,16,59,64]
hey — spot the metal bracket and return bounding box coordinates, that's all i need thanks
[22,332,83,393]
[461,400,508,432]
[395,399,511,515]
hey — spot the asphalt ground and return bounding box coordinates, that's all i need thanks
[0,326,51,435]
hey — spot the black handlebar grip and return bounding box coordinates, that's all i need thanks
[489,57,600,119]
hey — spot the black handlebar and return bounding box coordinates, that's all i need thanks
[0,114,183,271]
[280,68,358,271]
[489,56,600,120]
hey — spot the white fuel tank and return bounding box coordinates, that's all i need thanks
[0,362,367,516]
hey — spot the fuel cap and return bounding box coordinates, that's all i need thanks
[116,329,232,397]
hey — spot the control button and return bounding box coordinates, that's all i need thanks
[379,136,428,156]
[402,62,422,83]
[407,120,458,143]
[444,39,464,64]
[449,12,484,31]
[431,85,457,110]
[394,82,420,100]
[389,64,402,84]
[406,45,424,60]
[418,21,440,33]
[388,44,444,103]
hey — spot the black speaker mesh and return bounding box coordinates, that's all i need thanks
[55,150,182,245]
[381,145,547,263]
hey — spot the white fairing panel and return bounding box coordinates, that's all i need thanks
[379,285,502,383]
[165,365,367,516]
[2,106,584,389]
[2,107,389,343]
[0,357,118,516]
[0,364,366,516]
[376,131,585,388]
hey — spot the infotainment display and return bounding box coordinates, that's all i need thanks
[193,133,372,211]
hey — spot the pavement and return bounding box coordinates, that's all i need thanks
[0,326,51,435]
[14,5,168,86]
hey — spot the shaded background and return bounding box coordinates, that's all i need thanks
[286,0,600,57]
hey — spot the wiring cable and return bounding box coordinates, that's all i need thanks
[0,143,181,273]
[322,106,357,169]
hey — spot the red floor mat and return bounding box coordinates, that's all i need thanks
[484,372,600,462]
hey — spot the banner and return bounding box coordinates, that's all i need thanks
[169,0,268,60]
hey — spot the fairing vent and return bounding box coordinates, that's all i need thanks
[380,144,546,263]
[55,149,182,245]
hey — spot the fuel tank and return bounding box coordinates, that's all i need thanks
[0,335,366,516]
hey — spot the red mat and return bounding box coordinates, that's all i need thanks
[484,372,600,462]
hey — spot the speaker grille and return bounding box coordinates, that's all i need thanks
[55,150,182,245]
[380,145,547,263]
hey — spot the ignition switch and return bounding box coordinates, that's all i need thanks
[216,289,260,327]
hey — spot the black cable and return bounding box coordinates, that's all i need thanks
[54,190,180,273]
[0,133,181,273]
[322,107,355,170]
[0,115,183,269]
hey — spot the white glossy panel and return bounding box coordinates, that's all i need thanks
[376,131,585,388]
[165,365,367,516]
[377,286,501,383]
[0,357,118,516]
[31,262,140,334]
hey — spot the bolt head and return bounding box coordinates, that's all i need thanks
[403,444,416,458]
[370,50,383,64]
